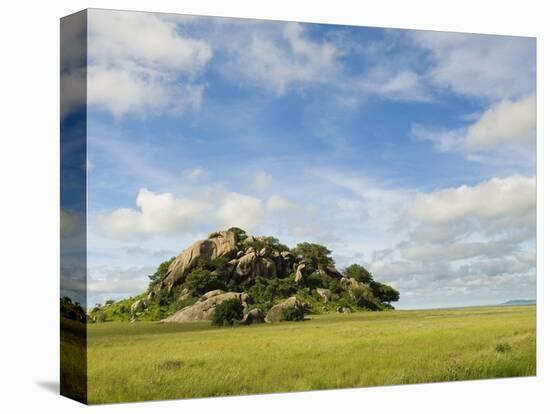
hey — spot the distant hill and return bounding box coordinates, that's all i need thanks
[501,299,536,306]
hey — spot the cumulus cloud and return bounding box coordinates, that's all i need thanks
[407,175,536,225]
[97,188,211,240]
[217,192,265,231]
[463,94,536,151]
[87,9,212,117]
[367,175,536,306]
[413,94,536,155]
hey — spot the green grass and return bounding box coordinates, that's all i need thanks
[86,305,536,404]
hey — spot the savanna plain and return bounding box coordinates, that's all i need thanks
[84,305,536,404]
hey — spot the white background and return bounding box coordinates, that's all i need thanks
[0,0,547,412]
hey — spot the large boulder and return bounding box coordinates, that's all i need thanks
[340,276,362,291]
[161,291,249,323]
[243,308,265,325]
[294,263,306,284]
[232,252,277,278]
[265,296,304,323]
[201,289,225,300]
[316,288,332,303]
[162,230,238,290]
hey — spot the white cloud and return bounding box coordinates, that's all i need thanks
[365,174,536,307]
[407,175,535,225]
[87,65,204,118]
[217,192,265,231]
[463,94,536,150]
[411,94,536,162]
[267,195,296,210]
[251,170,272,191]
[97,188,211,240]
[87,265,155,306]
[222,22,341,94]
[87,9,212,117]
[411,124,464,152]
[358,69,432,102]
[409,31,535,101]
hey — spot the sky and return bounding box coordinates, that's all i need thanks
[62,9,536,309]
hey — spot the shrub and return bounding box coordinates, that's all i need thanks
[282,307,304,321]
[196,256,229,273]
[349,285,385,310]
[185,269,226,295]
[249,276,296,304]
[212,299,244,326]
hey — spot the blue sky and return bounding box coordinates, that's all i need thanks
[60,9,536,309]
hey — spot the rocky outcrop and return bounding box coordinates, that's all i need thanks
[230,252,277,279]
[316,288,332,303]
[265,296,304,323]
[161,291,249,323]
[201,289,225,300]
[162,230,238,290]
[340,276,362,291]
[294,263,306,284]
[131,299,146,315]
[243,308,265,324]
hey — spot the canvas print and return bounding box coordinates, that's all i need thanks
[60,8,536,405]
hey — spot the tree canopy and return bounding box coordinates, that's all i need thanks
[343,264,373,284]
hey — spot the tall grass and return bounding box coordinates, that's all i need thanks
[86,306,536,404]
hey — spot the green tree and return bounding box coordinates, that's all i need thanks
[371,281,400,303]
[291,242,334,268]
[343,264,373,284]
[184,269,225,295]
[227,227,248,244]
[148,257,176,289]
[261,236,290,252]
[212,299,244,326]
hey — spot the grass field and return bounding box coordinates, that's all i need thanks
[86,305,536,404]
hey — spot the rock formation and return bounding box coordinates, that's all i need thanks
[265,296,304,323]
[162,290,249,323]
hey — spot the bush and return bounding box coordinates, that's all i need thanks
[249,276,296,304]
[185,269,226,295]
[212,299,244,326]
[349,285,385,310]
[282,307,304,321]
